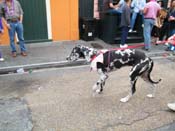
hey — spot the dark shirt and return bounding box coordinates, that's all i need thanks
[168,8,175,29]
[120,3,131,27]
[103,0,113,11]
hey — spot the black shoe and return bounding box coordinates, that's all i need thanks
[142,47,150,52]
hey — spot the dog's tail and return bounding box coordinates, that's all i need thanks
[147,58,161,84]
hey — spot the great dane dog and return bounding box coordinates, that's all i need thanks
[66,45,161,102]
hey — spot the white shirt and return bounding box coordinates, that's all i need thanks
[131,0,146,13]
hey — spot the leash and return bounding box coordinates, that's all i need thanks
[109,43,145,51]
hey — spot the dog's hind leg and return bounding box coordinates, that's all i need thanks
[120,75,138,103]
[92,68,108,94]
[120,64,142,103]
[141,71,156,98]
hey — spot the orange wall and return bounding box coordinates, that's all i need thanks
[0,22,10,45]
[1,0,79,45]
[50,0,79,41]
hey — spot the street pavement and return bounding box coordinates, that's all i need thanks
[1,59,175,131]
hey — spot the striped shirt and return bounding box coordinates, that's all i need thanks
[2,0,23,20]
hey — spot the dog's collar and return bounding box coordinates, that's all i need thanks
[90,51,104,62]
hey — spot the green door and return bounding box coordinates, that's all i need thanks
[79,0,94,18]
[18,0,48,43]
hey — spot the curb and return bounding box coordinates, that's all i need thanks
[0,60,86,75]
[0,51,173,75]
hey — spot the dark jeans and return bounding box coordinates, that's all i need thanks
[121,26,129,45]
[0,51,2,58]
[159,22,169,40]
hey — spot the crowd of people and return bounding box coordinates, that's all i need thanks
[104,0,175,51]
[0,0,26,62]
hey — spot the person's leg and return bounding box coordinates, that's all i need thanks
[170,29,175,36]
[120,26,128,46]
[144,19,154,50]
[121,26,126,45]
[159,22,168,41]
[130,12,138,31]
[0,50,4,61]
[108,9,121,14]
[8,22,16,53]
[143,19,151,50]
[16,22,27,53]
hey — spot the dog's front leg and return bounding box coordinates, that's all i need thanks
[93,68,108,94]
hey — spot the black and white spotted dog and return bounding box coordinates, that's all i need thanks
[66,45,161,102]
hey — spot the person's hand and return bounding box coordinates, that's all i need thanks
[169,16,175,21]
[6,23,11,29]
[0,29,4,34]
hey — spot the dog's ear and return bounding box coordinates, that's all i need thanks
[77,45,82,48]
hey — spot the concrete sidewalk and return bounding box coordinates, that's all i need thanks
[0,38,170,74]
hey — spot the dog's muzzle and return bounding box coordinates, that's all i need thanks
[66,56,71,61]
[66,53,79,61]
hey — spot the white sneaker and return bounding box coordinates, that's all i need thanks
[0,58,4,62]
[120,44,128,48]
[165,43,169,46]
[129,29,132,32]
[168,103,175,111]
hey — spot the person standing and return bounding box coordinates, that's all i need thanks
[168,0,175,37]
[0,16,4,61]
[143,0,161,51]
[1,0,27,57]
[129,0,146,32]
[120,0,131,48]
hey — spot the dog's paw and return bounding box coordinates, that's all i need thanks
[120,95,132,103]
[120,97,129,103]
[147,94,154,98]
[92,84,98,91]
[96,89,101,94]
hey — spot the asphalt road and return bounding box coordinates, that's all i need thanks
[0,58,175,131]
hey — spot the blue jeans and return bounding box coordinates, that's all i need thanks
[108,9,122,14]
[8,22,26,52]
[143,19,155,49]
[121,26,129,45]
[169,29,175,37]
[130,12,144,30]
[0,50,2,58]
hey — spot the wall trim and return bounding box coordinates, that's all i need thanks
[46,0,52,39]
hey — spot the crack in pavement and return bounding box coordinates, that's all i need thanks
[97,109,167,131]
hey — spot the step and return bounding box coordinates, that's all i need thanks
[114,36,144,44]
[116,31,143,37]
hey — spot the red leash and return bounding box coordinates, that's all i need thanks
[109,43,145,51]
